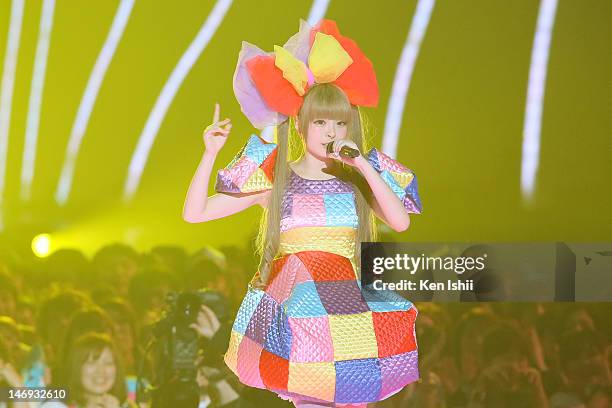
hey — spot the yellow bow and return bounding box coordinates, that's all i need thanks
[274,32,353,96]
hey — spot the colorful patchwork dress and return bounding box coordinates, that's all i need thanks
[215,135,423,405]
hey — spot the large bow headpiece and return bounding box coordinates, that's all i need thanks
[233,19,379,129]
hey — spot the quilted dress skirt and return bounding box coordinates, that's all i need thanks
[216,135,423,405]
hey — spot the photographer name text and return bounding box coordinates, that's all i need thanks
[372,279,474,291]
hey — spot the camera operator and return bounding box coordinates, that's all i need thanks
[147,290,253,408]
[190,303,240,408]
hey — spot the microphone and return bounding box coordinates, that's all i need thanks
[326,141,360,158]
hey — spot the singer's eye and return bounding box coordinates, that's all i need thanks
[313,119,326,125]
[337,121,347,127]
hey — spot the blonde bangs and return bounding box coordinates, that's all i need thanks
[298,84,352,135]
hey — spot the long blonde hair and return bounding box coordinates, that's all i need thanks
[255,84,377,286]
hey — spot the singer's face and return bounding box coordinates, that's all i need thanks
[305,118,348,159]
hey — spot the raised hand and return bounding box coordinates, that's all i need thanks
[189,304,221,339]
[203,103,232,156]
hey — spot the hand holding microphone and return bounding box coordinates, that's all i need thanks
[326,141,361,158]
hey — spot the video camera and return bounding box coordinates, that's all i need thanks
[146,289,230,408]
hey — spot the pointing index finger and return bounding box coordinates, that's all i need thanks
[213,102,220,124]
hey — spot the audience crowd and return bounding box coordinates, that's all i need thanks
[0,241,609,407]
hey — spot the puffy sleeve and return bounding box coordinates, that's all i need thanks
[214,134,278,193]
[365,147,423,214]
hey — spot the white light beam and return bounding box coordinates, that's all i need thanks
[307,0,330,26]
[55,0,135,205]
[382,0,435,158]
[0,0,25,231]
[521,0,559,205]
[21,0,56,201]
[123,0,233,200]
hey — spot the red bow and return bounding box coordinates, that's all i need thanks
[245,20,379,116]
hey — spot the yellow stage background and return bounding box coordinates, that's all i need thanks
[0,0,610,256]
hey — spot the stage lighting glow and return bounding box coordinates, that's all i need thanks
[21,0,56,201]
[32,233,51,257]
[521,0,559,204]
[383,0,435,159]
[0,0,25,216]
[123,0,233,201]
[307,0,330,25]
[55,0,135,206]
